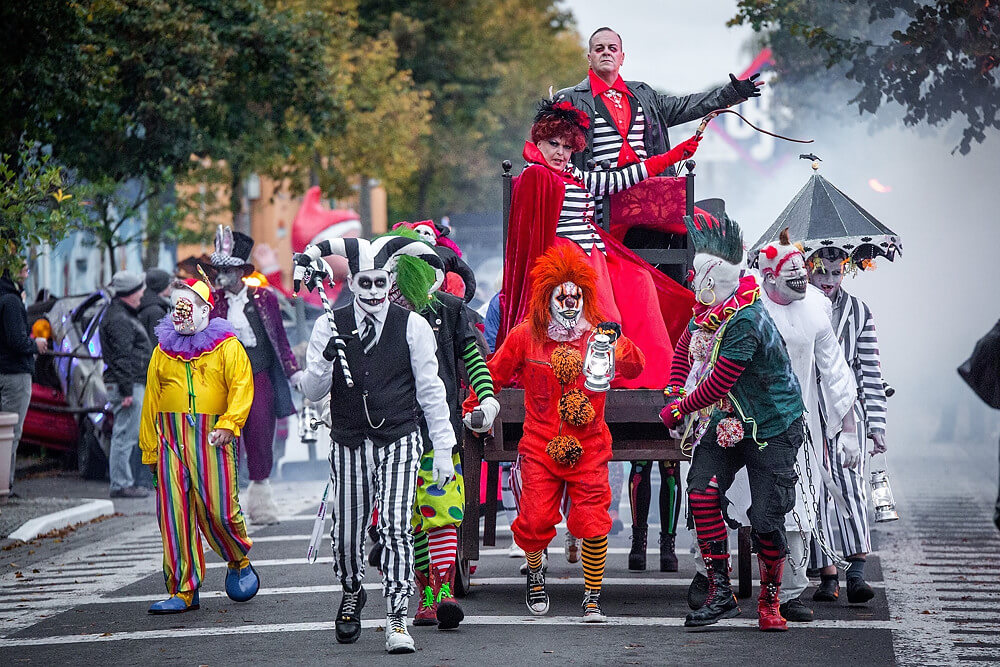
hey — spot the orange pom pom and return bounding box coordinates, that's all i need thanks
[546,435,584,467]
[550,344,583,385]
[558,389,595,426]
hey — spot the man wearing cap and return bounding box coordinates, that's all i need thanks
[209,226,303,524]
[140,278,259,614]
[100,270,152,498]
[139,268,173,346]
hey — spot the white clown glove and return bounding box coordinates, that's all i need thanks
[463,396,500,433]
[432,448,455,487]
[839,429,862,469]
[289,370,305,391]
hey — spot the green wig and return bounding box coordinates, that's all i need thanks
[684,212,744,265]
[379,228,438,312]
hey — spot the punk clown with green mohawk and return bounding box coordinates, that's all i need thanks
[380,228,499,630]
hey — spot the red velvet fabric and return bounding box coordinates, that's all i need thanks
[608,176,688,239]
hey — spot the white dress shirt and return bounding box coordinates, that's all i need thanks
[300,301,457,452]
[225,286,257,348]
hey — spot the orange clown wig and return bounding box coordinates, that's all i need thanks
[527,244,605,342]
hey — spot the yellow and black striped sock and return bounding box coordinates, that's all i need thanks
[525,549,544,571]
[582,536,608,592]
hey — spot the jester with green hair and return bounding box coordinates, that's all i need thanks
[659,213,805,632]
[375,227,498,631]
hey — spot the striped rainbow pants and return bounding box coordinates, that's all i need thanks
[155,412,253,595]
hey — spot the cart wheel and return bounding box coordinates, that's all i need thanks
[455,557,472,598]
[737,525,752,599]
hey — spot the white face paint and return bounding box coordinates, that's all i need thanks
[413,224,437,245]
[691,253,741,306]
[351,269,390,315]
[763,252,807,305]
[550,281,584,329]
[807,256,845,300]
[169,288,210,335]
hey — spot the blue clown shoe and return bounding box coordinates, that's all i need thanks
[148,590,200,615]
[225,561,260,602]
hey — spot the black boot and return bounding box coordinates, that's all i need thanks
[684,540,740,628]
[335,585,367,644]
[628,525,648,571]
[367,525,383,570]
[659,533,678,572]
[687,572,709,610]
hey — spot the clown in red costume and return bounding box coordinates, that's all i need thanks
[464,245,644,622]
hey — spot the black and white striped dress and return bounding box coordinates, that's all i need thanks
[591,101,647,226]
[525,160,651,254]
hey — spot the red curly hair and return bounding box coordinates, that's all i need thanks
[528,245,604,341]
[530,118,586,153]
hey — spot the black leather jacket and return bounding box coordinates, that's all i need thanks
[555,77,743,176]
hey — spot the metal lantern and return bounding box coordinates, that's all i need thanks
[583,332,615,392]
[870,454,899,523]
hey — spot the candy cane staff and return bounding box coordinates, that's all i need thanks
[464,244,644,622]
[376,228,499,630]
[659,214,806,632]
[139,279,259,614]
[295,236,457,655]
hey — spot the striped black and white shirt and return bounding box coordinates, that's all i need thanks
[522,160,651,254]
[833,288,888,435]
[591,100,647,227]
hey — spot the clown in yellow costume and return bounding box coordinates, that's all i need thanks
[139,278,260,614]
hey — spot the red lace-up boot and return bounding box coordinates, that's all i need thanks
[757,554,788,632]
[413,568,437,626]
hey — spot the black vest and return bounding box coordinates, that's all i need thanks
[328,304,420,448]
[241,300,276,374]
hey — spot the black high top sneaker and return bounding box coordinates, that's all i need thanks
[335,584,367,644]
[660,532,678,572]
[525,565,550,615]
[684,540,740,628]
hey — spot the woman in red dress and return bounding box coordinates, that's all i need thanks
[499,100,699,388]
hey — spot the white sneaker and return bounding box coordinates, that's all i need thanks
[508,542,525,558]
[384,611,415,654]
[564,531,581,564]
[519,551,547,575]
[244,480,280,525]
[582,588,607,623]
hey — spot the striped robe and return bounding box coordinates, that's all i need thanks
[591,102,647,226]
[811,288,887,564]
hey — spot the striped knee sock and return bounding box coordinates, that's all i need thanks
[413,530,430,576]
[689,482,727,542]
[756,532,784,564]
[582,536,608,592]
[427,525,458,578]
[525,549,544,571]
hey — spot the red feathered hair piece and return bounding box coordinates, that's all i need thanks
[531,99,589,153]
[528,245,604,341]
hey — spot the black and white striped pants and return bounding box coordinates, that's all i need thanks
[329,431,423,612]
[810,415,872,568]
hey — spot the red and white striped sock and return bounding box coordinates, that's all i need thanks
[427,525,458,578]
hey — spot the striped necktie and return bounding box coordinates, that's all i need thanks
[360,314,376,354]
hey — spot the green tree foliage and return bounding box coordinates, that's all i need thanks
[731,1,1000,154]
[0,143,84,275]
[357,0,585,219]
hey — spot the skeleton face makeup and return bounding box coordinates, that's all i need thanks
[550,281,584,329]
[807,256,845,300]
[763,251,807,304]
[412,223,437,245]
[351,269,390,315]
[170,288,210,334]
[691,253,741,306]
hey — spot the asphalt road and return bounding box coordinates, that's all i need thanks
[1,429,997,666]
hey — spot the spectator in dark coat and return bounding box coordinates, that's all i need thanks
[138,269,172,345]
[0,266,46,494]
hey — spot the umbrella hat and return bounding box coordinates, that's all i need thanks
[749,173,902,267]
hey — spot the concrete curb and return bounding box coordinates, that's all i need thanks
[8,499,116,542]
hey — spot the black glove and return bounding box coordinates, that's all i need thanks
[322,337,338,362]
[729,72,762,99]
[596,321,622,343]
